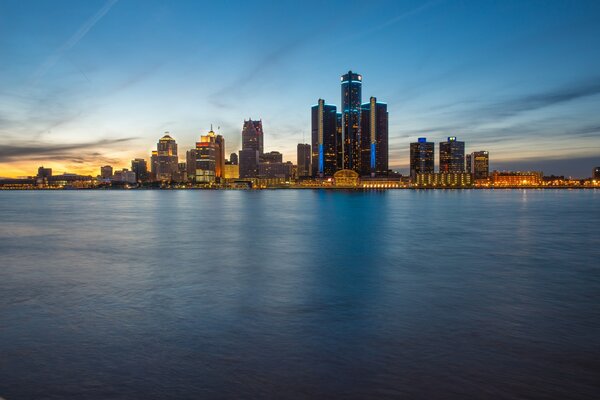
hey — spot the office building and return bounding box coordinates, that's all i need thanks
[311,99,338,177]
[100,165,113,179]
[261,151,283,164]
[360,97,388,176]
[440,137,465,173]
[259,161,294,180]
[297,143,311,178]
[150,151,158,179]
[239,149,259,178]
[155,133,179,181]
[341,71,362,172]
[242,119,264,155]
[223,164,240,179]
[467,151,489,180]
[491,171,543,186]
[594,167,600,179]
[131,159,148,182]
[192,128,224,184]
[37,166,52,178]
[112,169,136,184]
[230,152,238,165]
[410,138,435,179]
[336,112,343,169]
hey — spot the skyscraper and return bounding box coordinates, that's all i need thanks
[239,149,259,178]
[242,119,264,156]
[230,152,238,165]
[410,138,434,179]
[594,167,600,179]
[131,158,148,182]
[311,99,338,177]
[360,97,388,176]
[297,143,311,178]
[439,137,465,173]
[467,151,489,180]
[336,112,343,169]
[341,71,362,172]
[192,128,224,184]
[155,133,179,181]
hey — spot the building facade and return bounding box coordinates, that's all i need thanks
[341,71,362,173]
[468,151,489,180]
[410,138,435,179]
[439,137,465,173]
[131,159,148,182]
[311,99,338,177]
[155,133,179,181]
[242,119,264,156]
[360,97,388,176]
[239,149,259,178]
[297,143,311,178]
[413,172,473,188]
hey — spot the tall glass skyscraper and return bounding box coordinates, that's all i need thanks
[297,143,311,178]
[242,119,264,156]
[360,97,388,176]
[341,71,362,172]
[440,137,465,173]
[311,99,338,177]
[410,138,435,179]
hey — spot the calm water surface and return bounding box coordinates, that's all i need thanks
[0,190,599,399]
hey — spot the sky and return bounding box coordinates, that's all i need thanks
[1,0,600,178]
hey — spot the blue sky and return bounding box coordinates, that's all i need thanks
[1,0,599,177]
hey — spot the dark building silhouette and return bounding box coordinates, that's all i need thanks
[336,112,343,169]
[37,166,52,178]
[230,152,238,165]
[440,137,465,173]
[410,138,434,179]
[261,151,283,164]
[242,119,264,156]
[297,143,311,178]
[100,165,113,179]
[341,71,362,172]
[131,159,148,182]
[360,97,388,176]
[239,149,259,178]
[594,167,600,179]
[311,99,338,177]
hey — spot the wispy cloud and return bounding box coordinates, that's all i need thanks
[30,0,118,85]
[0,137,136,162]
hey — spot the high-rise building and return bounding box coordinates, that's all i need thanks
[410,138,434,179]
[467,151,489,180]
[192,128,224,184]
[341,71,362,172]
[131,159,148,182]
[242,119,264,155]
[155,133,179,181]
[594,167,600,179]
[239,149,259,178]
[311,99,338,177]
[297,143,311,178]
[336,112,343,169]
[360,97,388,176]
[100,165,113,179]
[150,151,158,180]
[230,152,238,165]
[439,137,465,173]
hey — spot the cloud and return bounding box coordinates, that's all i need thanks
[30,0,119,84]
[0,137,136,162]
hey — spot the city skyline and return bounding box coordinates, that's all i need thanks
[1,0,600,178]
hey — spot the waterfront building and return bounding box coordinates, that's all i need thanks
[131,159,148,182]
[258,161,294,180]
[100,165,113,179]
[440,137,465,173]
[336,112,343,169]
[311,99,338,177]
[150,151,158,180]
[37,166,52,179]
[360,97,388,176]
[239,149,259,178]
[594,167,600,179]
[413,172,473,188]
[223,164,240,179]
[230,152,238,165]
[333,169,360,188]
[491,171,543,186]
[341,71,362,173]
[467,151,489,179]
[409,138,435,179]
[242,119,264,156]
[112,169,136,184]
[297,143,311,178]
[155,133,179,181]
[192,128,224,184]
